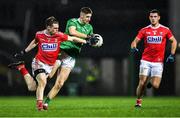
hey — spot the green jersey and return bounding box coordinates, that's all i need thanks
[60,18,93,58]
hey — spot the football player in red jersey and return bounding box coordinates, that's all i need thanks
[8,16,96,111]
[131,9,177,107]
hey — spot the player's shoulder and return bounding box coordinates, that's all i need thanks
[68,18,78,23]
[57,31,66,36]
[159,24,170,30]
[137,25,150,33]
[141,25,151,30]
[36,30,45,35]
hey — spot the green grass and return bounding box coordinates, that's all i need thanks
[0,96,180,117]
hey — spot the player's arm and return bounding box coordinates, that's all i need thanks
[131,37,140,49]
[69,26,89,38]
[169,36,177,55]
[67,35,87,44]
[24,39,38,53]
[14,39,38,58]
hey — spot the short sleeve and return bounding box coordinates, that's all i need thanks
[35,32,39,42]
[59,32,68,42]
[167,29,173,39]
[68,20,77,27]
[136,28,144,40]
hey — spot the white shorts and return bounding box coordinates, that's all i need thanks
[58,51,75,69]
[139,60,163,78]
[31,58,61,76]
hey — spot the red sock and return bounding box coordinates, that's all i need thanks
[37,100,43,110]
[136,99,142,105]
[17,64,28,76]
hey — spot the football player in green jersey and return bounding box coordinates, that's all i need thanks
[43,7,94,110]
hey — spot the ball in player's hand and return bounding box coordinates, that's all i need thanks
[92,34,103,47]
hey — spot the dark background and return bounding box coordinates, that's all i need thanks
[0,0,178,96]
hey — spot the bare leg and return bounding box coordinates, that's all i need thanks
[48,67,71,99]
[151,76,161,89]
[8,61,37,91]
[135,75,148,107]
[43,67,71,109]
[24,74,37,91]
[36,73,47,111]
[136,75,149,98]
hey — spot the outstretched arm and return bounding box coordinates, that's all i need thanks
[67,35,87,44]
[14,39,38,58]
[25,39,38,53]
[169,36,177,55]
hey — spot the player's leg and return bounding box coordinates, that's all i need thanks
[8,61,37,91]
[150,76,161,89]
[35,70,47,111]
[44,53,75,110]
[135,75,148,107]
[43,67,71,110]
[49,67,71,97]
[150,62,163,89]
[135,60,150,107]
[48,60,61,79]
[32,58,51,111]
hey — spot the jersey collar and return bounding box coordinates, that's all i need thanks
[78,18,85,26]
[150,24,161,29]
[44,30,54,37]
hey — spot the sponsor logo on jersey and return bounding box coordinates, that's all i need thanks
[41,43,57,51]
[147,36,162,44]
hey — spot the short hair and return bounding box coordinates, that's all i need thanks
[45,16,59,27]
[80,7,93,14]
[149,9,160,16]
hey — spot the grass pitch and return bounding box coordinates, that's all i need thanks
[0,96,180,117]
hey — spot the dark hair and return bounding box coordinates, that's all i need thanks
[45,16,59,27]
[149,9,160,16]
[80,7,93,14]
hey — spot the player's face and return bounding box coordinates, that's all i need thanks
[149,13,160,26]
[80,13,92,24]
[48,23,59,35]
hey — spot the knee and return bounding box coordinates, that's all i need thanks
[152,83,160,89]
[28,85,37,91]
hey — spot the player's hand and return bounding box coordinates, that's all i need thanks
[130,47,139,53]
[86,36,99,46]
[14,50,26,59]
[166,54,175,63]
[86,34,95,39]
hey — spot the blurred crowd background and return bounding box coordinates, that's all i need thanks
[0,0,180,96]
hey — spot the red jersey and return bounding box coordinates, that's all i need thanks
[35,30,68,65]
[136,24,173,62]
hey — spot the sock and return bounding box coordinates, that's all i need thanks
[36,100,43,109]
[136,99,142,105]
[17,64,28,76]
[45,97,51,104]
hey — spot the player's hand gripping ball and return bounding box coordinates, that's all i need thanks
[91,34,103,47]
